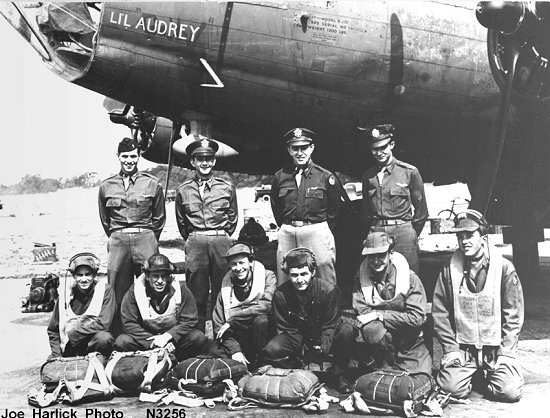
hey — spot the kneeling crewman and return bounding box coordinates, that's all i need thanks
[48,253,115,358]
[350,232,431,374]
[264,247,354,393]
[115,253,208,361]
[212,242,277,367]
[433,210,524,402]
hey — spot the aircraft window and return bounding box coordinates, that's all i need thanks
[0,2,50,60]
[0,2,100,75]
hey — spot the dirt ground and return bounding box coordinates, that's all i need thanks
[1,188,549,417]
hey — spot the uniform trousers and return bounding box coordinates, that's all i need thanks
[114,329,208,362]
[63,331,115,358]
[264,322,354,369]
[108,229,158,334]
[276,221,336,286]
[184,233,233,332]
[437,349,523,403]
[369,222,419,273]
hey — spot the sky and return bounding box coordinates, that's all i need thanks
[0,8,157,186]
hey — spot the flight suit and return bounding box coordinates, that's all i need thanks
[362,158,428,273]
[350,252,431,373]
[271,162,342,286]
[98,171,166,311]
[432,246,524,402]
[211,261,277,363]
[115,276,208,361]
[48,280,116,358]
[175,176,238,332]
[264,277,353,370]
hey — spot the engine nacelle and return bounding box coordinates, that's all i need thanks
[477,1,550,102]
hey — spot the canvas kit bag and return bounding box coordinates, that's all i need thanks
[29,352,112,407]
[105,348,173,394]
[353,369,435,417]
[228,366,324,410]
[163,355,248,397]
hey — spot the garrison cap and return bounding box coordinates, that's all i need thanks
[361,124,396,148]
[225,242,253,259]
[362,232,395,255]
[284,128,316,146]
[117,137,139,153]
[143,253,175,273]
[186,138,219,157]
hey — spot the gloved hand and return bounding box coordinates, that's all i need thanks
[147,332,173,349]
[441,351,464,367]
[231,351,250,366]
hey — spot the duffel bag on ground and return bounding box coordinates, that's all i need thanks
[29,352,112,407]
[163,355,248,398]
[105,348,173,394]
[354,369,435,417]
[229,366,324,409]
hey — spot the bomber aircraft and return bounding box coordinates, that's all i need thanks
[2,1,550,280]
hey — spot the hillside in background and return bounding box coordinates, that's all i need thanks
[0,166,272,195]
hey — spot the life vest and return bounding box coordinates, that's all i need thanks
[449,246,502,349]
[359,252,410,306]
[220,261,266,322]
[134,274,182,332]
[58,278,107,353]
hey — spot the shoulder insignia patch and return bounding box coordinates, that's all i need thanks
[329,175,336,185]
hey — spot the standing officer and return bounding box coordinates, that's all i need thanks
[175,139,238,332]
[361,124,428,273]
[270,128,342,286]
[98,137,166,332]
[432,210,524,402]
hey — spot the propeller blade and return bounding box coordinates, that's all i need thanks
[470,44,520,214]
[165,121,182,193]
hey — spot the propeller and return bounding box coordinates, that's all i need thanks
[470,41,519,214]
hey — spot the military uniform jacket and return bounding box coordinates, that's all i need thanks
[270,161,342,231]
[175,176,238,240]
[432,249,524,358]
[272,278,340,354]
[212,261,277,334]
[47,282,116,357]
[98,171,166,238]
[362,158,428,235]
[120,281,200,347]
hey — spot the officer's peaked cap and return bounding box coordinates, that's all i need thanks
[284,128,316,146]
[360,124,396,148]
[186,138,219,157]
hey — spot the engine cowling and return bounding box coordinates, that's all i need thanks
[477,1,550,102]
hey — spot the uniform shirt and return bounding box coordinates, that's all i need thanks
[432,255,524,357]
[362,158,428,235]
[270,161,342,231]
[47,283,116,357]
[98,171,166,238]
[175,176,238,240]
[120,281,200,346]
[272,278,340,354]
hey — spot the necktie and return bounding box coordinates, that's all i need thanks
[295,168,304,187]
[377,166,386,184]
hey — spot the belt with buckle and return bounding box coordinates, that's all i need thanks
[286,220,314,227]
[373,219,408,226]
[117,227,150,234]
[191,230,227,236]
